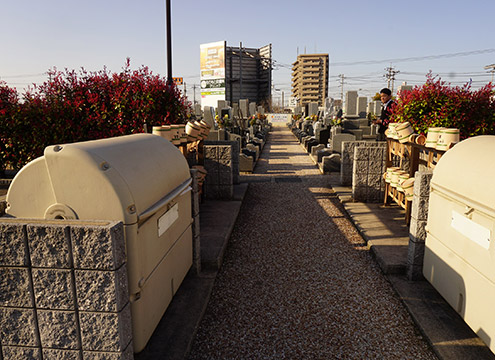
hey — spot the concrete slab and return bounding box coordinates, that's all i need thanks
[389,275,495,360]
[328,174,408,274]
[325,173,495,359]
[134,183,248,360]
[134,274,216,360]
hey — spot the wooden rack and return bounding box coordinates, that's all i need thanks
[384,138,446,224]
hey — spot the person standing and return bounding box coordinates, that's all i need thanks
[374,88,396,140]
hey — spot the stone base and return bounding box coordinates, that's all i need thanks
[239,154,254,172]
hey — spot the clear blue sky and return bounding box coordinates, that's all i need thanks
[2,0,494,105]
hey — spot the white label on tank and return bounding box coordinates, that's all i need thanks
[451,211,491,250]
[158,203,179,237]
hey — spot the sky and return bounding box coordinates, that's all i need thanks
[1,0,495,106]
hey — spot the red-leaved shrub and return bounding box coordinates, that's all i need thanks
[1,59,190,170]
[391,72,495,139]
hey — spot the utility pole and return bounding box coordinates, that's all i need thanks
[484,64,495,83]
[338,74,345,103]
[384,65,399,93]
[193,84,196,105]
[166,0,172,85]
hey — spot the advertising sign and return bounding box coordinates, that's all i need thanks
[266,113,291,122]
[200,41,226,108]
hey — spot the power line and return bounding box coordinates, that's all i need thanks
[331,48,495,66]
[0,73,46,79]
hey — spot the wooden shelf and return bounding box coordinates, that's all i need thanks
[384,138,447,224]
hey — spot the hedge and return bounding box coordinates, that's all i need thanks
[0,59,189,171]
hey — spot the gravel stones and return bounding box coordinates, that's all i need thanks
[188,126,436,359]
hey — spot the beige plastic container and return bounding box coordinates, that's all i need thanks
[387,123,399,139]
[178,124,187,144]
[425,127,444,148]
[396,122,414,143]
[170,125,181,145]
[385,167,400,183]
[152,126,172,142]
[5,134,193,353]
[397,173,410,192]
[409,133,426,145]
[195,121,208,140]
[423,135,495,354]
[436,128,460,151]
[401,178,414,200]
[391,170,406,188]
[186,121,201,141]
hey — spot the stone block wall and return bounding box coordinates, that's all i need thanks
[341,141,385,186]
[0,219,133,360]
[407,170,433,280]
[190,169,201,275]
[204,140,239,185]
[352,144,387,203]
[203,144,234,200]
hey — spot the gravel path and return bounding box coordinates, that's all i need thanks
[188,126,437,359]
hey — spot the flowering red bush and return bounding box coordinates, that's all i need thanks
[0,82,20,172]
[391,72,495,139]
[1,59,190,170]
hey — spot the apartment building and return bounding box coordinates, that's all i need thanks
[291,53,329,107]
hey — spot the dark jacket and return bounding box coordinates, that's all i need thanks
[378,100,396,134]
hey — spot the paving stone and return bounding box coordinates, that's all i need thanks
[82,343,134,360]
[0,267,34,308]
[0,223,28,266]
[75,266,128,312]
[79,304,132,352]
[37,310,80,350]
[71,222,125,271]
[32,269,75,310]
[27,225,71,268]
[42,349,82,360]
[1,346,41,360]
[0,307,39,347]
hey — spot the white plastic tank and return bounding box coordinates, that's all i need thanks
[6,133,193,352]
[423,135,495,354]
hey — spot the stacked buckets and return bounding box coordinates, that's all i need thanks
[384,167,414,201]
[425,127,460,151]
[152,120,211,144]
